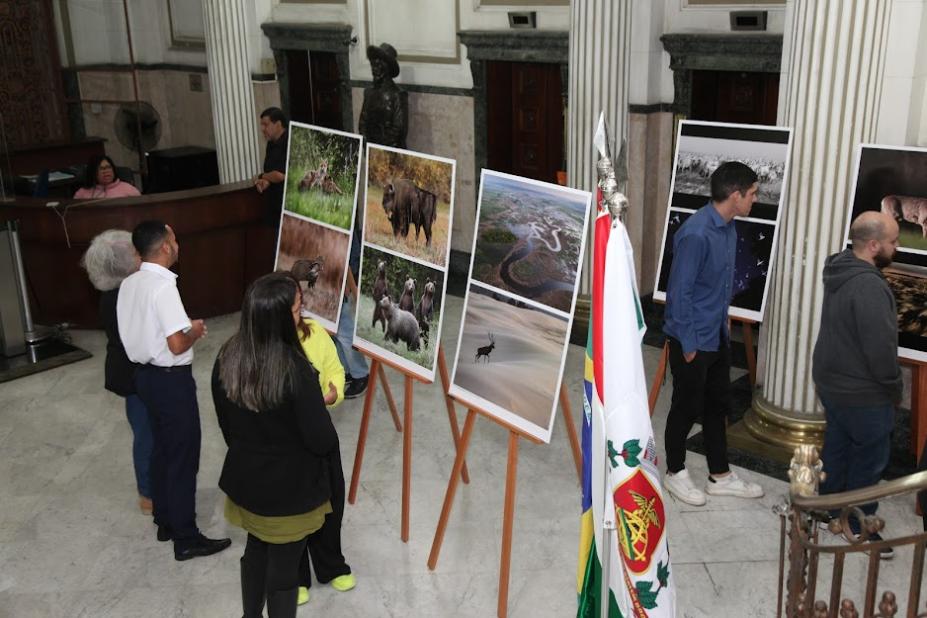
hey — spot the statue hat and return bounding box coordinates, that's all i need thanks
[367,42,400,78]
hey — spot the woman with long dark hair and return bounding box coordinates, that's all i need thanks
[73,154,141,199]
[213,273,338,617]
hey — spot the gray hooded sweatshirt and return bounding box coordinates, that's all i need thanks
[812,249,902,406]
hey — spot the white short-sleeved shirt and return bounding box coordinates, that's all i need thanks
[117,262,193,367]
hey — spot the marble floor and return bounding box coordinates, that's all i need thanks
[0,295,922,617]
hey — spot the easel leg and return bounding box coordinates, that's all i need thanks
[648,342,669,416]
[378,363,402,432]
[742,321,757,387]
[427,409,477,570]
[348,359,381,505]
[912,364,925,517]
[497,431,520,618]
[438,344,470,484]
[558,386,582,485]
[401,375,414,543]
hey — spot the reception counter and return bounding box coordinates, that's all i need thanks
[0,182,276,328]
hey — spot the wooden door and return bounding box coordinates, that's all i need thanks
[284,51,343,131]
[486,61,564,184]
[690,70,779,126]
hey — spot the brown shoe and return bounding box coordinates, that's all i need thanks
[139,496,153,515]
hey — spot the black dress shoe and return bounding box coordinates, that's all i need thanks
[174,534,232,561]
[156,525,172,542]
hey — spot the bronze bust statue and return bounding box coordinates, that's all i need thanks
[358,43,408,149]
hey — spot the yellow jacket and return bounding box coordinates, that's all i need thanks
[299,318,345,408]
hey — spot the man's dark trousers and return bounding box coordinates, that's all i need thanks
[664,337,732,475]
[135,364,201,543]
[818,396,893,517]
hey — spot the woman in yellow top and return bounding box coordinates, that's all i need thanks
[293,278,357,606]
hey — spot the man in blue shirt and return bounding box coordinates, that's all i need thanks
[663,161,765,506]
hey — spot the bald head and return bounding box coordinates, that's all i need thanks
[850,210,899,267]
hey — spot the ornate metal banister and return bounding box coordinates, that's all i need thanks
[776,445,927,617]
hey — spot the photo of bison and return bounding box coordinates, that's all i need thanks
[354,244,446,381]
[364,144,455,268]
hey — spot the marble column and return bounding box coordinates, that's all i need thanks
[203,0,262,184]
[567,0,631,303]
[744,0,892,449]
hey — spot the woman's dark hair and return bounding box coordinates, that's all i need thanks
[83,155,117,188]
[218,273,310,412]
[282,270,313,341]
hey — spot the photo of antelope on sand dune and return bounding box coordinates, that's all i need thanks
[354,245,445,380]
[275,213,350,330]
[451,284,569,442]
[472,171,589,313]
[363,145,455,268]
[283,122,362,231]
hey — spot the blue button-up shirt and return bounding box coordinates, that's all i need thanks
[663,203,736,354]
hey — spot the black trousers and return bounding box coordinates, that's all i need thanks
[664,338,732,476]
[298,441,351,588]
[241,533,305,618]
[918,437,927,531]
[135,365,201,542]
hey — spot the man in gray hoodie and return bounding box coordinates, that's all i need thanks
[812,210,901,555]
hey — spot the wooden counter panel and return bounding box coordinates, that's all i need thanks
[1,182,276,327]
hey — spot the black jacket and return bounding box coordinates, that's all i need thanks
[100,288,138,397]
[812,249,902,406]
[212,355,338,517]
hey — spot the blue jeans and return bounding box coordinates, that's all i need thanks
[125,394,154,499]
[335,297,368,379]
[818,396,894,516]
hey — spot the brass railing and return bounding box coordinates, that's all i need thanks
[776,445,927,618]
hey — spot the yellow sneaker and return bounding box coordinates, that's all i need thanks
[330,574,356,592]
[297,586,310,605]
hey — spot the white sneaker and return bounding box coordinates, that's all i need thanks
[664,469,707,506]
[706,470,764,498]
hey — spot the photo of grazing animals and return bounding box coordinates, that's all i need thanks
[471,171,590,313]
[849,145,927,254]
[450,284,570,443]
[275,213,350,330]
[284,122,362,231]
[364,144,455,268]
[354,244,446,381]
[883,266,927,362]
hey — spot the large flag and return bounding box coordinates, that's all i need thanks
[577,118,676,618]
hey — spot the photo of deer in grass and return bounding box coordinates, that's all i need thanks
[363,144,455,268]
[450,283,570,442]
[275,213,351,330]
[354,244,446,381]
[283,122,362,231]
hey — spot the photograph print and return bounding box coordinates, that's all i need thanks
[653,208,776,322]
[283,122,363,231]
[471,170,591,313]
[275,213,351,331]
[354,244,446,381]
[670,121,791,222]
[848,145,927,258]
[845,144,927,361]
[363,144,456,268]
[450,283,570,443]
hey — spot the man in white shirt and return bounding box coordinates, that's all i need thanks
[117,220,231,561]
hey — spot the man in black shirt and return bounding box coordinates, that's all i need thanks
[255,107,288,228]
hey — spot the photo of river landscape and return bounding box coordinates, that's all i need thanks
[471,171,589,313]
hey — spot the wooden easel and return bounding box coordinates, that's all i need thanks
[347,344,472,541]
[647,316,758,414]
[902,359,927,516]
[426,383,582,618]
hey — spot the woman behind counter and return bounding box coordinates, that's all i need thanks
[73,155,141,199]
[213,273,340,618]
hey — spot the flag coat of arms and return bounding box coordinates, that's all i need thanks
[577,147,676,616]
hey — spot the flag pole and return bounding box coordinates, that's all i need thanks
[593,113,629,618]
